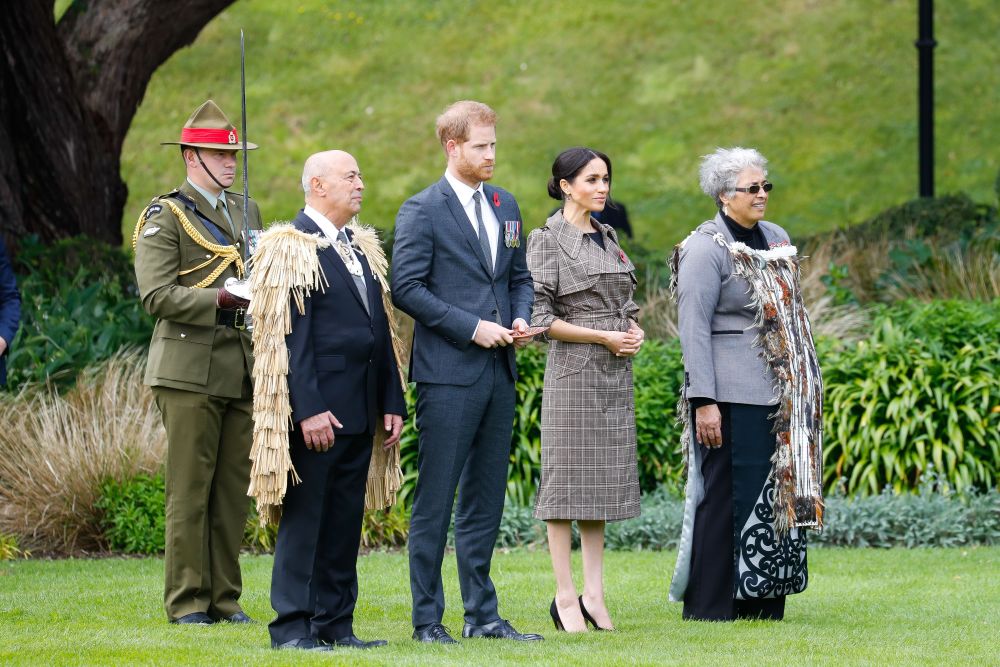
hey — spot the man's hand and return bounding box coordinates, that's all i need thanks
[511,318,532,348]
[473,320,514,349]
[299,411,343,451]
[0,336,6,356]
[382,414,403,449]
[695,404,722,449]
[217,286,250,310]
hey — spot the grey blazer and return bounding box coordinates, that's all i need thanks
[391,176,534,386]
[675,213,791,406]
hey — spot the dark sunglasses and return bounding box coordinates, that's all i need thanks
[733,181,773,194]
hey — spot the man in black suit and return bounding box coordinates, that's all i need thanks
[268,150,407,652]
[392,101,540,644]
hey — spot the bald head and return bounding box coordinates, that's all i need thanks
[302,150,364,226]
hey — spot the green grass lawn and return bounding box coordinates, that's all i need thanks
[1,548,997,665]
[119,0,1000,249]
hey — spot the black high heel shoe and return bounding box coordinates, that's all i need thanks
[549,599,565,631]
[579,596,612,631]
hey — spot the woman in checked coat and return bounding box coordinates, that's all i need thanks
[526,147,644,633]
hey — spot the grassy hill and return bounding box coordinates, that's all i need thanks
[121,0,1000,250]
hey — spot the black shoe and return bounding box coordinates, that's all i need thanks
[272,637,332,651]
[462,619,544,641]
[221,611,253,624]
[412,622,458,644]
[579,596,612,631]
[170,612,214,625]
[327,634,388,649]
[549,599,565,631]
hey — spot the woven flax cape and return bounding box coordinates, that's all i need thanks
[671,231,825,534]
[246,222,407,526]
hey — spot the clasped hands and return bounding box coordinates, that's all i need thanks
[473,318,532,349]
[300,411,403,451]
[603,324,645,357]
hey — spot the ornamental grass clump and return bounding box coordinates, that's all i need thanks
[0,352,165,553]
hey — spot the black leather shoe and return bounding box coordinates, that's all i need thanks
[222,611,253,624]
[462,619,544,641]
[412,622,458,644]
[272,637,332,651]
[327,634,388,649]
[170,612,214,625]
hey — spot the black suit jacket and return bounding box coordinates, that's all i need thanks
[286,211,406,435]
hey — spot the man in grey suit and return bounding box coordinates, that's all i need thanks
[392,100,540,644]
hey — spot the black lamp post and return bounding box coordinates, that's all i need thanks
[916,0,936,197]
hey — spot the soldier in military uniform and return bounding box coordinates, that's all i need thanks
[133,100,262,625]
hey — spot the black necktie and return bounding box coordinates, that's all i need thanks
[472,191,493,274]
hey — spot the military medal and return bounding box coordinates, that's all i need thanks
[504,220,521,248]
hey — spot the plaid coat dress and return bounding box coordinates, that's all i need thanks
[526,212,641,521]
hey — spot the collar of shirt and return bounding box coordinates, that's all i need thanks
[444,169,484,209]
[303,204,347,242]
[187,178,225,211]
[443,170,500,262]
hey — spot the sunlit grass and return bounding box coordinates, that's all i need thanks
[2,548,997,665]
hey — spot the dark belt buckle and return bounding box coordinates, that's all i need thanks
[233,308,246,330]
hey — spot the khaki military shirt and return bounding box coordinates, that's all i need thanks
[133,179,263,398]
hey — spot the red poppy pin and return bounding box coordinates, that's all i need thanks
[619,249,628,264]
[493,191,501,207]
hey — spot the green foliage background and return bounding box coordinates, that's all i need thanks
[121,0,1000,249]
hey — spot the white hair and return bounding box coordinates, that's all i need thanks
[301,150,346,196]
[698,147,768,207]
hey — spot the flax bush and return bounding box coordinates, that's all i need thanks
[822,300,1000,495]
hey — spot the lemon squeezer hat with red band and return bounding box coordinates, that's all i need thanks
[161,100,258,150]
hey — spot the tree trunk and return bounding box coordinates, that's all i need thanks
[0,0,234,247]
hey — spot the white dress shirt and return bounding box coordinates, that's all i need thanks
[444,169,499,269]
[303,205,366,289]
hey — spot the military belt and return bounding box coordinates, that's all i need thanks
[217,308,247,330]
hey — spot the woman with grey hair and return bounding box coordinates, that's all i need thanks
[667,147,824,621]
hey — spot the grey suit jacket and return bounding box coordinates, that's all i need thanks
[391,176,533,386]
[675,213,791,405]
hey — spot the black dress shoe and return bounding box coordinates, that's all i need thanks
[579,596,612,631]
[222,611,253,624]
[272,637,332,651]
[170,612,214,625]
[412,622,458,644]
[462,619,544,641]
[327,634,388,649]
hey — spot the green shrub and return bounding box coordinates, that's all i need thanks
[94,473,165,555]
[822,300,1000,495]
[7,236,153,390]
[0,533,31,560]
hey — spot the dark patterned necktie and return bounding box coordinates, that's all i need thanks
[472,191,493,274]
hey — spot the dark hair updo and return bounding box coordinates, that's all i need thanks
[547,147,613,201]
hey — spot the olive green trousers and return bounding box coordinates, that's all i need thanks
[153,385,252,621]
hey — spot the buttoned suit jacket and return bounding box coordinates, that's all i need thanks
[0,236,21,387]
[391,176,533,386]
[286,211,407,435]
[134,179,262,398]
[675,212,791,406]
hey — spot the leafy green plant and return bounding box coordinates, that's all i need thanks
[822,300,1000,495]
[8,236,153,390]
[94,473,165,555]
